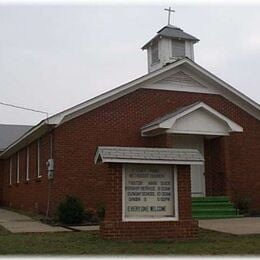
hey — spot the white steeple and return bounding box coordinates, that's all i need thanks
[142,8,199,73]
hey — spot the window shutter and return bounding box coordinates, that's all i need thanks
[151,42,159,63]
[172,39,185,58]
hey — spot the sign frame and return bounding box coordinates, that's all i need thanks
[122,164,179,222]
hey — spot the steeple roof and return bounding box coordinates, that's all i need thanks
[142,25,199,49]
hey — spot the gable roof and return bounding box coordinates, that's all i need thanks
[142,102,202,129]
[141,101,243,137]
[94,146,204,165]
[1,58,259,158]
[142,25,199,49]
[0,124,32,151]
[46,58,260,126]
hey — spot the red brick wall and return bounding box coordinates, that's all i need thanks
[204,137,227,196]
[100,163,198,240]
[0,160,4,204]
[1,88,260,215]
[52,89,259,211]
[1,133,53,215]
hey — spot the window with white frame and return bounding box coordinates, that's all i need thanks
[123,164,178,221]
[37,139,41,178]
[16,152,20,184]
[26,147,30,181]
[9,157,12,185]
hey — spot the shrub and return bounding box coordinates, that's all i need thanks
[97,205,105,221]
[235,197,250,215]
[57,195,85,225]
[84,209,94,222]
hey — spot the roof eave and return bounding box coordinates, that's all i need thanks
[141,35,199,50]
[99,158,204,165]
[141,35,160,50]
[0,122,56,159]
[183,59,260,113]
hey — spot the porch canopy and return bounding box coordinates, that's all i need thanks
[141,102,243,137]
[94,146,204,165]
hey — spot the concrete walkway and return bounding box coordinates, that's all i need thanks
[0,208,70,233]
[199,217,260,235]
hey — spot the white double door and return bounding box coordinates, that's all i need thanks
[172,135,205,197]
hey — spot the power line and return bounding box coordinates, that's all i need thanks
[0,101,49,119]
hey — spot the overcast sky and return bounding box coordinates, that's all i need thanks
[0,2,260,125]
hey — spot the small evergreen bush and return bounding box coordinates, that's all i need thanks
[235,197,250,215]
[97,205,105,221]
[57,195,85,224]
[84,209,94,222]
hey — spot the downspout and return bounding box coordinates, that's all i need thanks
[45,130,54,219]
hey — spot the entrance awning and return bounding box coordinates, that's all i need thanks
[94,146,204,165]
[141,102,243,137]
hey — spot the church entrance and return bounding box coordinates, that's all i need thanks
[172,135,205,197]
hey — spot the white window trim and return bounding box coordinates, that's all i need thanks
[26,147,30,181]
[37,140,42,178]
[122,164,179,222]
[9,158,12,185]
[16,152,20,184]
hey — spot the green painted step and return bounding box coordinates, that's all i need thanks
[192,208,237,216]
[192,196,230,202]
[192,202,234,209]
[194,214,244,220]
[192,196,242,220]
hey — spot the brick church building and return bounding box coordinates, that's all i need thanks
[0,19,259,240]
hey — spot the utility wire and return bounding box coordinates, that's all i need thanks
[0,101,49,119]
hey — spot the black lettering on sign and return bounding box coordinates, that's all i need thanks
[129,181,143,185]
[150,206,166,212]
[126,186,140,191]
[140,186,155,191]
[127,192,141,196]
[128,197,141,201]
[161,187,170,191]
[127,206,149,212]
[162,192,171,196]
[150,174,164,178]
[141,192,155,196]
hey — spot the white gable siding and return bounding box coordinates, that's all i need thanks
[146,70,218,95]
[168,108,231,135]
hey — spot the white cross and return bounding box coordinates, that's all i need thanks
[164,6,175,25]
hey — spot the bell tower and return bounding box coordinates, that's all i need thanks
[142,7,199,73]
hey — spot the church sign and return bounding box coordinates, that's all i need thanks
[123,164,178,221]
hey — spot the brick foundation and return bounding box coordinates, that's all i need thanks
[100,164,198,240]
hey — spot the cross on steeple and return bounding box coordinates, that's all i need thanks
[164,6,175,25]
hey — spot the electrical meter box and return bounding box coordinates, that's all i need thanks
[46,159,54,179]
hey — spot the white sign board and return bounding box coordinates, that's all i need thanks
[124,164,175,219]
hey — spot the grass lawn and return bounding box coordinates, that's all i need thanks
[0,227,259,255]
